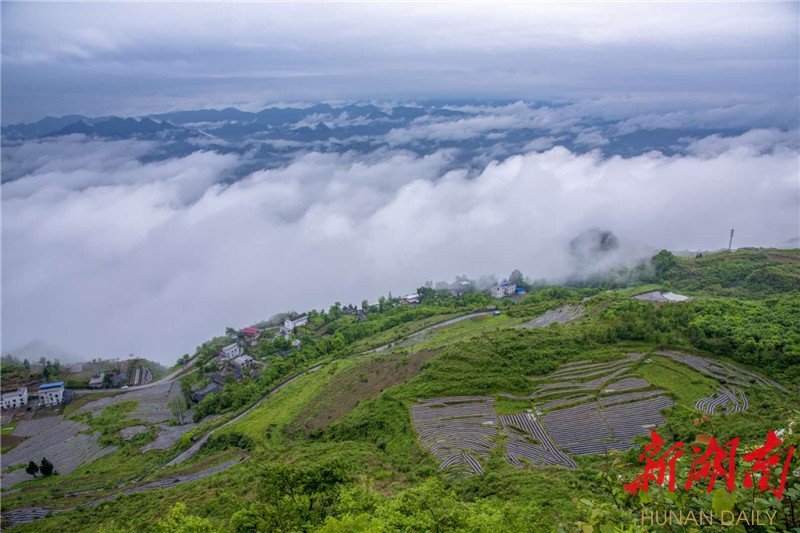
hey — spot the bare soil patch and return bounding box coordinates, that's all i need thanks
[289,350,439,434]
[0,434,27,450]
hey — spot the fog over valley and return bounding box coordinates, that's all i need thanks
[3,105,798,363]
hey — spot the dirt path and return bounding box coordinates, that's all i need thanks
[366,311,492,354]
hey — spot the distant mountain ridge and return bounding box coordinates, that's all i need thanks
[1,102,760,176]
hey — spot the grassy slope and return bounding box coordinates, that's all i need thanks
[6,249,800,531]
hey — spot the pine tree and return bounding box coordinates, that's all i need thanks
[40,457,54,476]
[25,461,39,477]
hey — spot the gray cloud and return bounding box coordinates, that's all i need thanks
[3,131,798,364]
[2,3,797,122]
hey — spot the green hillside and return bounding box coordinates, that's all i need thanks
[2,249,799,532]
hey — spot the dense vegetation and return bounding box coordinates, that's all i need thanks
[3,248,799,532]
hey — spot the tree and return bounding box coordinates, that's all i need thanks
[25,461,39,477]
[226,327,237,338]
[40,457,54,476]
[23,358,30,370]
[38,356,47,367]
[509,269,524,285]
[169,393,189,424]
[154,503,217,533]
[257,461,351,530]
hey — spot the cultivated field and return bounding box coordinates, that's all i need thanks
[411,348,787,475]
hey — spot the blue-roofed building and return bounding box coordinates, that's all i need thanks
[38,381,65,406]
[515,287,527,294]
[490,281,517,299]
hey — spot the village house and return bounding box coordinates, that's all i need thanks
[342,304,359,315]
[490,280,517,299]
[220,343,243,360]
[239,327,261,346]
[1,387,28,410]
[88,373,105,389]
[191,381,222,403]
[112,372,128,387]
[283,313,308,331]
[400,293,420,305]
[38,382,65,406]
[449,280,471,296]
[232,355,254,369]
[208,373,228,385]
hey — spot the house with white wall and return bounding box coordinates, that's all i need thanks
[220,343,242,360]
[38,382,64,406]
[1,387,28,410]
[283,313,308,331]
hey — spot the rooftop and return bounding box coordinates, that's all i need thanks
[39,382,64,390]
[1,387,27,399]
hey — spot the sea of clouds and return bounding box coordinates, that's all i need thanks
[3,126,798,364]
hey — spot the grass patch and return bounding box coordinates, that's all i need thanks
[635,354,717,407]
[62,391,125,416]
[218,360,358,443]
[493,397,534,415]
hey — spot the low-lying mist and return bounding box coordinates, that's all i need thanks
[3,131,798,364]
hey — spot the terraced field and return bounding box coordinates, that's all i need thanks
[412,353,675,474]
[655,351,786,414]
[411,397,498,476]
[11,416,63,437]
[0,420,117,487]
[74,381,182,423]
[411,350,786,475]
[521,305,585,328]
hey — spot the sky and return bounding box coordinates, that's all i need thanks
[2,2,798,122]
[2,2,799,364]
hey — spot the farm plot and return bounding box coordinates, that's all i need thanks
[75,381,181,423]
[11,416,62,437]
[0,420,116,489]
[541,396,674,455]
[654,351,785,413]
[695,385,749,414]
[141,422,200,452]
[502,353,644,403]
[521,305,585,329]
[411,397,498,475]
[500,413,576,468]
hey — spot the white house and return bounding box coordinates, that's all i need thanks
[220,343,242,360]
[38,382,64,406]
[232,355,254,369]
[400,293,420,305]
[1,387,28,410]
[283,314,308,331]
[490,281,517,299]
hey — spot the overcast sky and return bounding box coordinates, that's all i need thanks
[2,2,798,122]
[2,2,799,365]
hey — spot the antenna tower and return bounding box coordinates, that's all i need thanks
[728,229,734,251]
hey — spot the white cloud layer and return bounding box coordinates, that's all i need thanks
[3,132,798,363]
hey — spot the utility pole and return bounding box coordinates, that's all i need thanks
[728,229,734,251]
